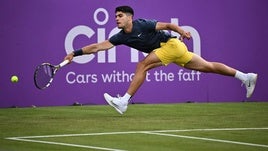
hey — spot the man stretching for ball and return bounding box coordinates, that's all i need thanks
[64,6,257,114]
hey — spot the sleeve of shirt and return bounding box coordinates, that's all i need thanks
[109,32,122,46]
[140,19,157,31]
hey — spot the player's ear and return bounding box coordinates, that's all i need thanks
[126,13,133,19]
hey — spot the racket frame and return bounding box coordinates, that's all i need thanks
[34,60,69,89]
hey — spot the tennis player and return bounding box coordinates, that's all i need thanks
[64,6,257,114]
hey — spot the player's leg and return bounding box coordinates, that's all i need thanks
[127,52,163,96]
[184,53,257,98]
[104,52,162,114]
[104,38,183,111]
[183,54,236,76]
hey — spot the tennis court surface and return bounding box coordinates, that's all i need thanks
[1,102,267,151]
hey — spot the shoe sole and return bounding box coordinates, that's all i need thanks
[247,74,258,98]
[104,93,123,114]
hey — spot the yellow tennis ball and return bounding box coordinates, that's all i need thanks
[11,75,19,83]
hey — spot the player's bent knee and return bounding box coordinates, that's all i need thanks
[136,61,147,72]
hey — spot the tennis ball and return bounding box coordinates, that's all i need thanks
[11,75,19,83]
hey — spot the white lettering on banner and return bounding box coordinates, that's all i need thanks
[65,69,200,84]
[64,25,95,64]
[154,70,174,82]
[177,69,201,81]
[64,8,201,64]
[66,71,98,84]
[93,8,109,25]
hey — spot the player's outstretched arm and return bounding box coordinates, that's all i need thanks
[64,40,114,62]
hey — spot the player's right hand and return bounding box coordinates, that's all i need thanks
[64,53,74,63]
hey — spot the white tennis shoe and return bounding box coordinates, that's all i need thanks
[104,93,128,114]
[243,73,257,98]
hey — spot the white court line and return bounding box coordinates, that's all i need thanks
[7,127,268,139]
[6,131,139,151]
[7,131,140,139]
[143,131,268,148]
[6,127,268,150]
[8,137,126,151]
[151,127,268,133]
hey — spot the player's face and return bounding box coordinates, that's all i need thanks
[115,12,132,29]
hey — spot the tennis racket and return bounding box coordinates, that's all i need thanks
[34,60,70,89]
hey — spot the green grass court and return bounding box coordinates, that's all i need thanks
[0,102,267,151]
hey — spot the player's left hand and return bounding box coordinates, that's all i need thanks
[179,31,191,41]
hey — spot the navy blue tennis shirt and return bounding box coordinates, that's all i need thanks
[109,19,175,53]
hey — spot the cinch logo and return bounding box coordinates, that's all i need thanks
[64,8,201,64]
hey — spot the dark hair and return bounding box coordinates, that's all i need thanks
[115,6,134,16]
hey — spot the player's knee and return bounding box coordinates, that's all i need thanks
[137,60,152,72]
[136,61,146,71]
[205,63,218,72]
[198,63,214,73]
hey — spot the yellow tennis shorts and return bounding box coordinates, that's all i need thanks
[154,38,193,66]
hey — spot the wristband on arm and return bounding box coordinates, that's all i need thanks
[73,49,83,57]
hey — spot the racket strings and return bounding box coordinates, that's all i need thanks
[34,64,54,89]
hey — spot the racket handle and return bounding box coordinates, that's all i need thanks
[59,60,70,67]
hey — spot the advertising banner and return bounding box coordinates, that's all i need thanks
[1,0,268,107]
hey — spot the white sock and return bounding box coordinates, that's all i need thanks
[235,70,247,82]
[122,93,131,103]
